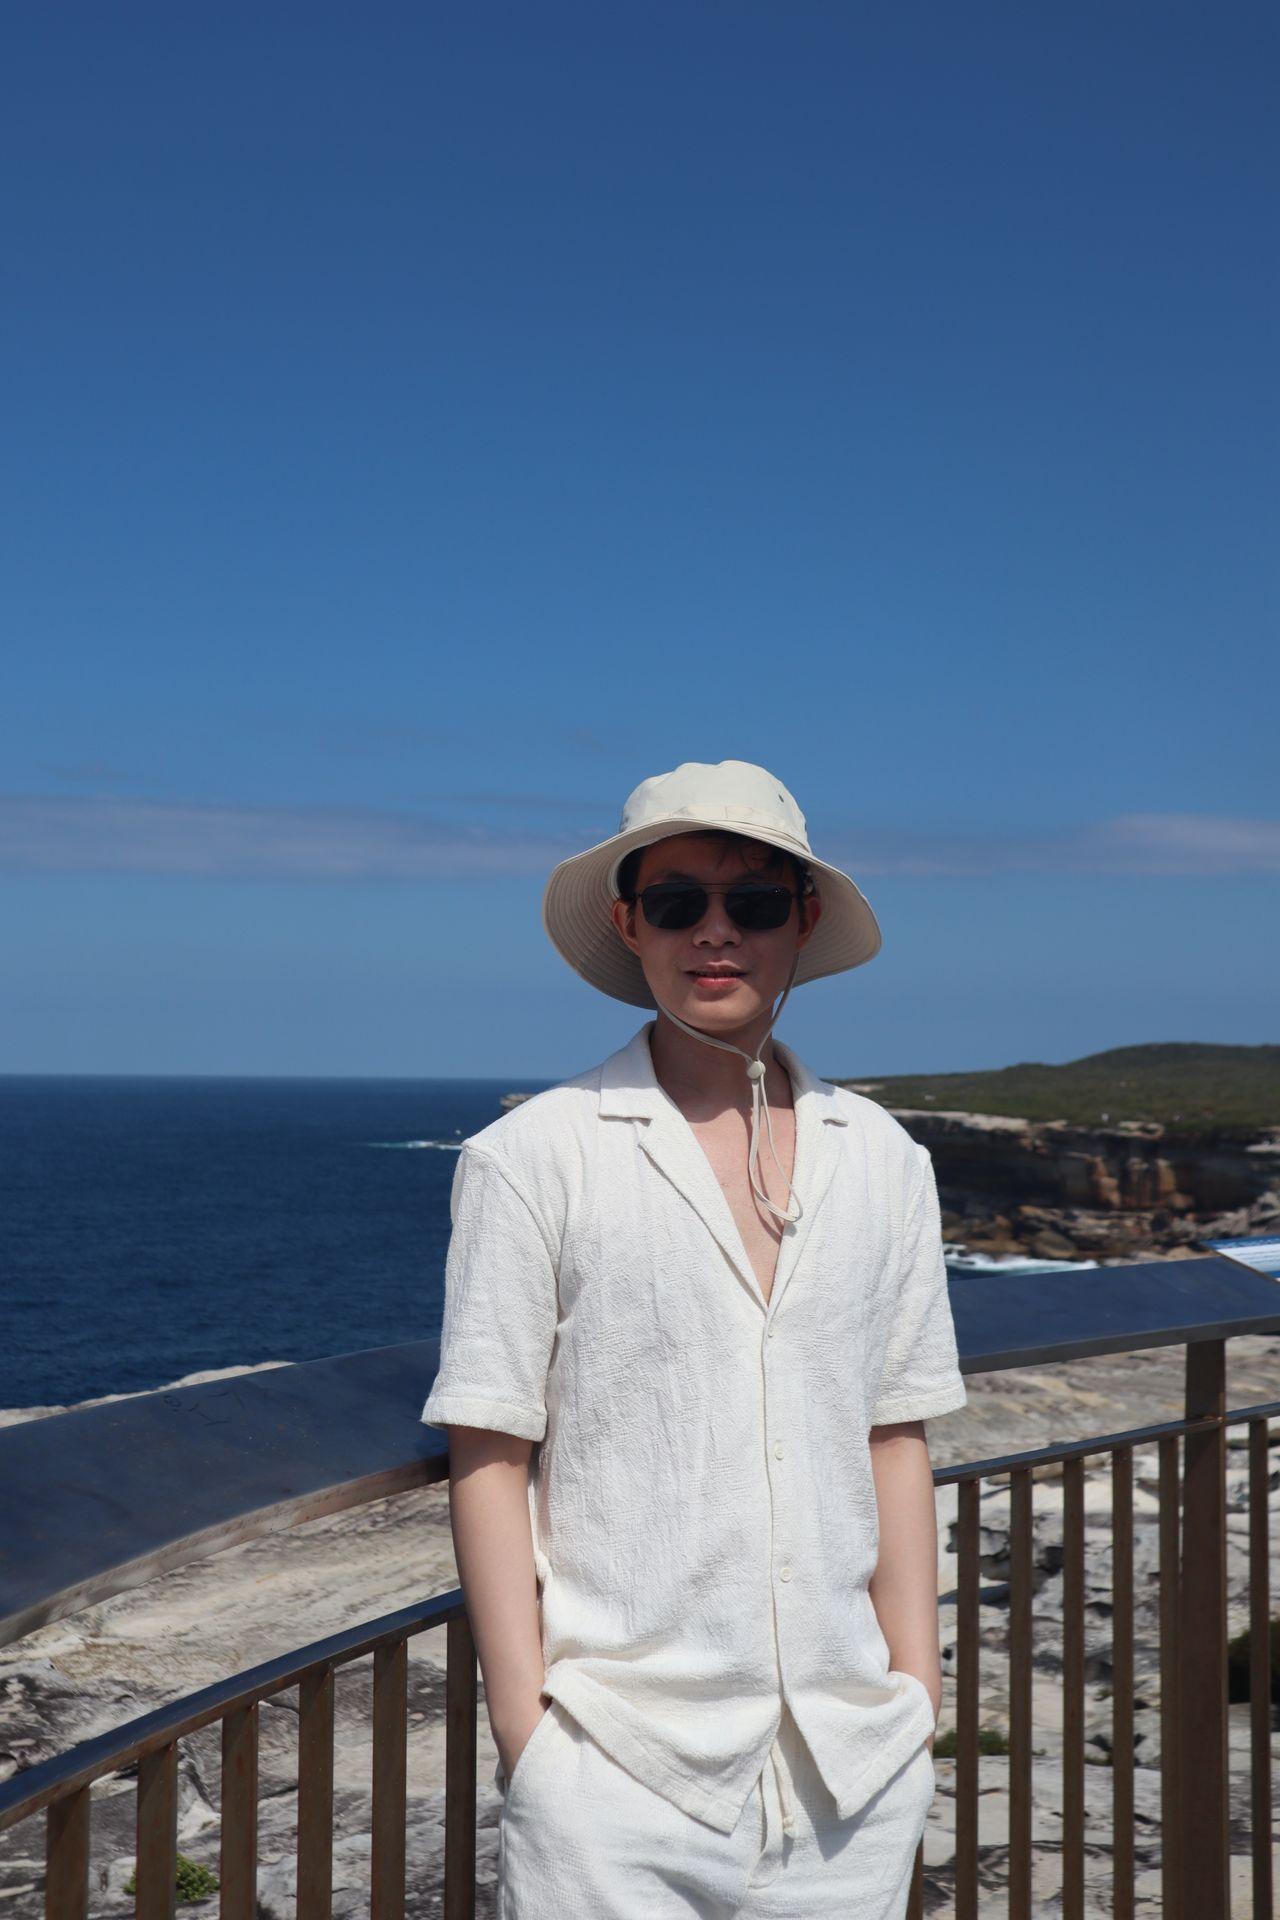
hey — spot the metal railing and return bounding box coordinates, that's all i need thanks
[16,1592,478,1920]
[920,1394,1277,1920]
[2,1247,1277,1919]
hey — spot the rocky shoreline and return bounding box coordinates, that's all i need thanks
[2,1338,1278,1918]
[508,1088,1280,1264]
[875,1106,1280,1264]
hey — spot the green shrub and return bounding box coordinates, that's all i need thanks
[123,1853,220,1903]
[835,1042,1280,1137]
[933,1724,1010,1758]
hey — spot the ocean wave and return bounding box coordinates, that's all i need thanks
[366,1138,464,1152]
[945,1250,1098,1275]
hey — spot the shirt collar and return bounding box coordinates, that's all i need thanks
[598,1019,849,1127]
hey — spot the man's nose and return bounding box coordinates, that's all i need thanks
[693,897,740,942]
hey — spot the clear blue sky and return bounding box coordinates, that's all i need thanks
[4,3,1276,1079]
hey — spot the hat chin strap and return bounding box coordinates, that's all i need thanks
[649,951,804,1227]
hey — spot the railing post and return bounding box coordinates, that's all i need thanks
[1007,1467,1034,1920]
[1247,1416,1274,1920]
[1110,1445,1135,1920]
[135,1742,178,1920]
[219,1701,258,1920]
[1179,1338,1229,1920]
[954,1475,980,1920]
[297,1665,335,1920]
[1158,1435,1182,1920]
[45,1783,90,1920]
[371,1639,409,1920]
[444,1609,479,1920]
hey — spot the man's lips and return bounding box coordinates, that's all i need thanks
[686,967,745,982]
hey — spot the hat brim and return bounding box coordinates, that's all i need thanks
[541,818,882,1009]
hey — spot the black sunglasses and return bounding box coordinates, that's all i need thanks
[632,881,800,932]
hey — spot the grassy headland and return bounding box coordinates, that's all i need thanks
[833,1042,1280,1141]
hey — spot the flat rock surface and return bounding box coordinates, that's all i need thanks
[2,1335,1278,1918]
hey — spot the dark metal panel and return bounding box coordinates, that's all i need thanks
[2,1256,1276,1653]
[0,1340,448,1645]
[950,1254,1280,1373]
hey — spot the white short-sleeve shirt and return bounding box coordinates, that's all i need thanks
[421,1020,967,1834]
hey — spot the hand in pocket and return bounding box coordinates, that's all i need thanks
[497,1695,550,1789]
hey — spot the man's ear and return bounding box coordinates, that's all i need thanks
[797,890,823,946]
[610,897,641,956]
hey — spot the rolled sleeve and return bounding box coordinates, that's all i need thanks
[421,1142,559,1442]
[871,1143,967,1425]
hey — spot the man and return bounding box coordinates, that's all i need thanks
[422,758,967,1917]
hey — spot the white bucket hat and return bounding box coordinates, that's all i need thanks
[541,759,883,1228]
[541,757,882,1009]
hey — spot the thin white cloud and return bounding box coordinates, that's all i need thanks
[0,796,575,880]
[0,795,1275,881]
[824,813,1280,879]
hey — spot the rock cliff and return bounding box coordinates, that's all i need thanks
[876,1108,1280,1262]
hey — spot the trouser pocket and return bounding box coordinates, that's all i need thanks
[496,1699,559,1805]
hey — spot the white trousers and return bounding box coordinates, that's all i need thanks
[495,1696,936,1918]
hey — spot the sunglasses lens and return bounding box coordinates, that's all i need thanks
[728,886,793,930]
[640,884,707,929]
[637,883,795,931]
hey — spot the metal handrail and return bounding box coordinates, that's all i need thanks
[4,1394,1276,1838]
[930,1394,1280,1484]
[0,1590,465,1833]
[2,1250,1277,1918]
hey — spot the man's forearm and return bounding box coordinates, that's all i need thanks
[446,1427,547,1758]
[867,1418,943,1749]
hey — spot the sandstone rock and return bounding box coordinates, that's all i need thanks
[1028,1229,1080,1260]
[876,1108,1280,1264]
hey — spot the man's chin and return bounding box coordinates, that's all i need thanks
[662,984,769,1034]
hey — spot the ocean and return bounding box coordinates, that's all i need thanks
[0,1074,552,1413]
[0,1074,1088,1417]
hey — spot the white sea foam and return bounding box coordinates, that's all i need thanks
[366,1138,464,1151]
[945,1250,1099,1275]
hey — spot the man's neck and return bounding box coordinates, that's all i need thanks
[647,1012,794,1119]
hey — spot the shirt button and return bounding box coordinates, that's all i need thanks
[766,1324,776,1339]
[774,1441,784,1459]
[779,1565,792,1582]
